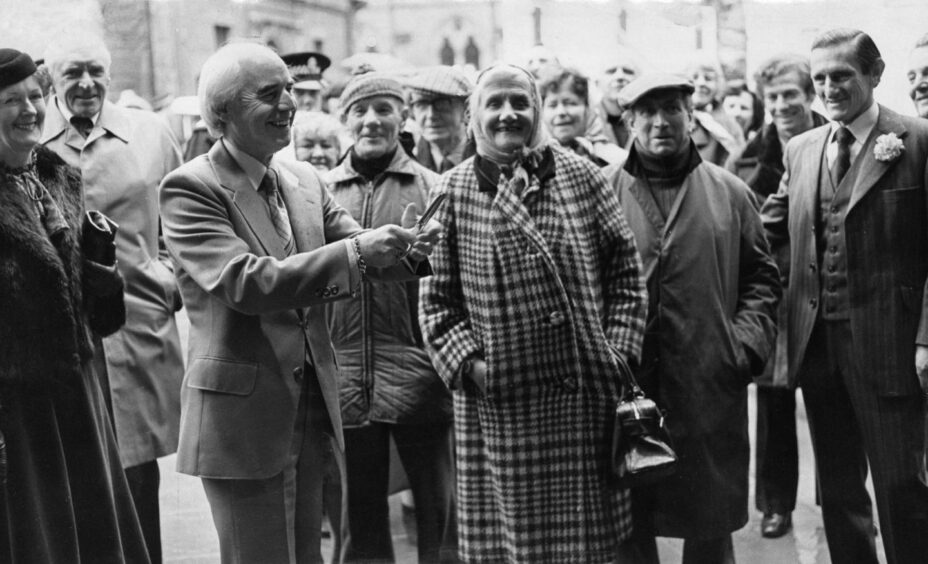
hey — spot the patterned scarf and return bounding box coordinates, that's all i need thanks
[1,154,69,239]
[469,64,550,195]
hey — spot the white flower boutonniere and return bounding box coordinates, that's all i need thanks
[873,133,904,162]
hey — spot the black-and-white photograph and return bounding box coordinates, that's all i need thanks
[1,0,927,562]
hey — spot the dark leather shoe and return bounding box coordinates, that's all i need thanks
[761,512,792,538]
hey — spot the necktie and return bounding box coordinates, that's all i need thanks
[833,126,855,186]
[70,116,94,138]
[438,157,455,174]
[259,169,295,256]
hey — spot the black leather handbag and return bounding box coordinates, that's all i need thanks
[611,355,677,487]
[82,210,119,266]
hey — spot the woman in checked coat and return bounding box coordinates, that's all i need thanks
[419,64,648,563]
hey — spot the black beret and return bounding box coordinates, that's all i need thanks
[0,48,37,90]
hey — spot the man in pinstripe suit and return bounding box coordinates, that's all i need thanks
[762,28,928,564]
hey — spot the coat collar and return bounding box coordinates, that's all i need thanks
[325,146,420,185]
[42,99,131,151]
[474,146,556,193]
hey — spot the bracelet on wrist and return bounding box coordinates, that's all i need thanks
[352,236,367,280]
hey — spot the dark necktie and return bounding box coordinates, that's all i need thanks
[833,126,855,186]
[70,116,94,138]
[259,169,295,256]
[438,157,455,174]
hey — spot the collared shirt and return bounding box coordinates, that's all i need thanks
[223,138,363,291]
[826,101,879,168]
[55,96,101,127]
[428,138,466,170]
[224,138,271,191]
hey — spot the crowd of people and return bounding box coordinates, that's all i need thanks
[1,22,928,564]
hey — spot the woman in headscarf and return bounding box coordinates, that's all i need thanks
[0,48,148,563]
[419,63,648,563]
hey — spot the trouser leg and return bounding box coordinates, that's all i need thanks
[125,459,162,564]
[392,421,458,564]
[754,386,799,514]
[342,423,393,563]
[800,322,878,564]
[681,535,734,564]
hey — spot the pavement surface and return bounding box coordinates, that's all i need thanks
[163,308,887,564]
[158,383,888,563]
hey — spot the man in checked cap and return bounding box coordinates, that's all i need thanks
[406,65,474,173]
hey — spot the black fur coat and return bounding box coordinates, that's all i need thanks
[0,146,124,389]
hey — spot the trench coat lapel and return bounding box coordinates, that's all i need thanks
[628,179,666,233]
[210,141,288,260]
[848,106,907,212]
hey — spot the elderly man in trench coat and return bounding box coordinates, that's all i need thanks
[605,74,780,563]
[41,34,183,564]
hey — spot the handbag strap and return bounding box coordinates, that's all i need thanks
[615,351,645,400]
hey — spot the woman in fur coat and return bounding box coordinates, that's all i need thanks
[0,48,149,563]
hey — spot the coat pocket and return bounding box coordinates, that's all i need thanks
[187,357,258,396]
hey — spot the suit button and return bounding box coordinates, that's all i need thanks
[809,299,818,308]
[292,366,303,382]
[330,285,339,295]
[549,311,565,326]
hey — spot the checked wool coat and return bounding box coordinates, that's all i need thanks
[420,146,647,563]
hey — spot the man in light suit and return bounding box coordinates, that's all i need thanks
[158,42,440,564]
[762,28,928,564]
[41,33,184,564]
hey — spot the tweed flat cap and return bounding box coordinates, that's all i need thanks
[405,66,473,102]
[339,72,405,115]
[617,73,695,108]
[0,48,37,90]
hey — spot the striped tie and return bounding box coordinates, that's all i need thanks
[259,169,295,256]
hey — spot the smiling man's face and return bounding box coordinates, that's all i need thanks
[51,44,110,119]
[907,45,928,119]
[222,53,296,162]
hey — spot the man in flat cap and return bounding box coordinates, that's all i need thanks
[605,73,780,564]
[323,71,457,564]
[406,66,474,174]
[283,51,331,112]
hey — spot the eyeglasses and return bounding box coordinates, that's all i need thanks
[413,98,454,112]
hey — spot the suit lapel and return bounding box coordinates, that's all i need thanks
[848,106,907,212]
[210,141,288,260]
[277,163,323,253]
[799,127,831,228]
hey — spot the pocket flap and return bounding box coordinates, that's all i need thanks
[187,357,258,396]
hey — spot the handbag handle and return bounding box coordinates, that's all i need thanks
[614,351,645,401]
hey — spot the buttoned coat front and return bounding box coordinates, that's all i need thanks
[42,100,184,468]
[605,155,780,538]
[160,141,369,479]
[420,148,647,563]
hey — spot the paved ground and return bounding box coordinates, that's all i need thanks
[158,383,887,563]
